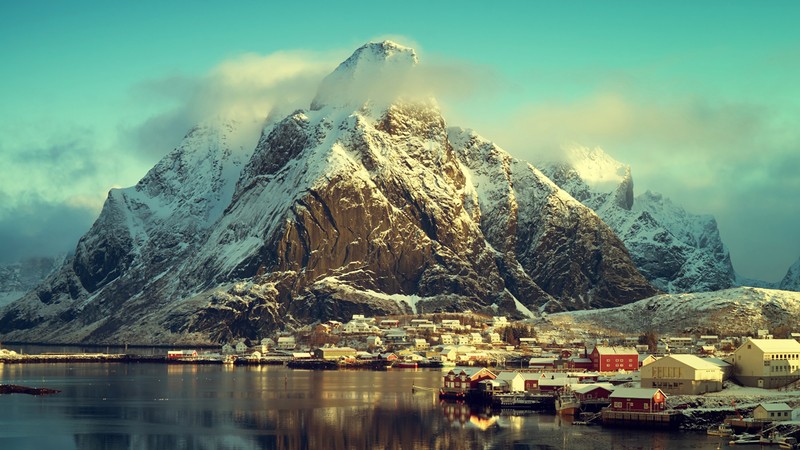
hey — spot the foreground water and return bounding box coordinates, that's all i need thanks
[0,363,736,449]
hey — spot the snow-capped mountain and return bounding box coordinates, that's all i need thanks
[548,287,800,337]
[0,255,64,308]
[0,41,656,344]
[539,146,736,293]
[779,257,800,291]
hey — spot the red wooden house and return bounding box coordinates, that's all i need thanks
[589,346,638,372]
[441,367,497,398]
[608,387,667,413]
[573,383,614,402]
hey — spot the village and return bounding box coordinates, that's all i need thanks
[6,312,800,446]
[201,312,800,447]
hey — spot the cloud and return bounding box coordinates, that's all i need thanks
[475,88,800,281]
[0,193,96,264]
[122,50,346,162]
[0,131,109,216]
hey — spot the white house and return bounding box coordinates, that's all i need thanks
[456,335,471,346]
[414,338,430,351]
[366,336,383,348]
[488,332,501,344]
[492,316,508,327]
[276,336,296,350]
[494,371,525,392]
[440,334,454,345]
[733,338,800,388]
[440,319,461,330]
[235,341,249,354]
[470,332,484,345]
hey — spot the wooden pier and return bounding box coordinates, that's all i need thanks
[601,410,683,428]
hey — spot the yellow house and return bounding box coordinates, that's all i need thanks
[640,354,723,395]
[733,338,800,388]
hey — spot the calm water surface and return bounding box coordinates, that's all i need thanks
[0,363,734,449]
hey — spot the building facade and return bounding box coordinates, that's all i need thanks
[589,346,639,372]
[608,388,667,413]
[640,354,724,395]
[733,338,800,388]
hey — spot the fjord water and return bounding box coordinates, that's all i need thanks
[1,363,724,449]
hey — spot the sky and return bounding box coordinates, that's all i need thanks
[1,2,798,282]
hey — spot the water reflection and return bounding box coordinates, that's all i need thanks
[0,364,721,450]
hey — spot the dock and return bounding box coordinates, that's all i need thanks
[601,410,683,428]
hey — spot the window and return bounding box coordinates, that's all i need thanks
[613,402,622,408]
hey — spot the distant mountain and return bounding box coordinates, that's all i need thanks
[0,42,655,345]
[539,146,736,293]
[549,286,800,337]
[0,256,64,308]
[779,257,800,291]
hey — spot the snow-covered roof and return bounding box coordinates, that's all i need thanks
[528,357,556,364]
[495,372,523,381]
[744,338,800,353]
[652,354,723,370]
[610,387,665,400]
[593,346,637,355]
[573,383,615,395]
[704,357,732,368]
[757,402,792,412]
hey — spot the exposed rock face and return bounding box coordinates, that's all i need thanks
[0,42,656,344]
[539,147,736,293]
[450,132,655,311]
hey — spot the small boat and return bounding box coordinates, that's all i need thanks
[729,433,762,445]
[761,432,798,448]
[411,385,436,393]
[707,423,734,437]
[556,389,580,416]
[393,361,418,369]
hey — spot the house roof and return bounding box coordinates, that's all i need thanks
[528,357,557,364]
[758,402,792,412]
[454,367,496,378]
[609,387,665,400]
[651,354,722,370]
[703,357,732,368]
[570,358,592,363]
[743,338,800,353]
[573,383,615,395]
[495,372,523,381]
[593,346,638,355]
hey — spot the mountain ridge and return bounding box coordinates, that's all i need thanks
[0,42,657,344]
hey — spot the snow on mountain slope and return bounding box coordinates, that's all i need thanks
[450,131,656,312]
[539,146,735,293]
[0,41,656,344]
[780,257,800,291]
[549,287,800,336]
[0,256,64,307]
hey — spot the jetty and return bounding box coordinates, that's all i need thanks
[601,410,683,428]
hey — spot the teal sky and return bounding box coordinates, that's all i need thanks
[1,2,798,282]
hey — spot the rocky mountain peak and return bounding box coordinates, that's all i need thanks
[310,41,419,112]
[539,148,736,294]
[0,42,658,345]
